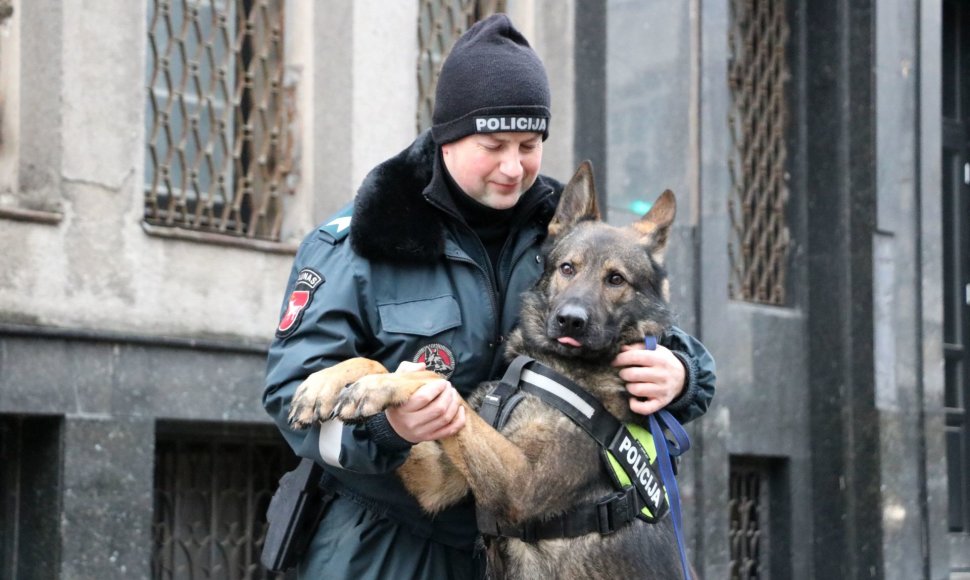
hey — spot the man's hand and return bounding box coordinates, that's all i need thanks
[612,343,687,416]
[385,362,466,443]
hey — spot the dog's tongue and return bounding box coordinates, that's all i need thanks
[558,337,582,347]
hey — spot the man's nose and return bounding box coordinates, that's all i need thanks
[499,152,524,179]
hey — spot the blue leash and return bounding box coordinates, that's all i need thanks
[644,336,692,580]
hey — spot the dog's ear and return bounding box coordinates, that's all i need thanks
[548,161,600,238]
[633,190,676,256]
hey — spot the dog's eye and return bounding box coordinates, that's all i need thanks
[607,273,626,286]
[559,263,575,277]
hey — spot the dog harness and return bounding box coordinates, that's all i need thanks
[476,337,692,579]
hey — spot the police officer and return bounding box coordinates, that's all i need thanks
[263,14,715,580]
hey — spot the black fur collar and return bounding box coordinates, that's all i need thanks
[350,131,442,262]
[350,130,561,263]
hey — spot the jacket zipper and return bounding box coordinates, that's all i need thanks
[429,186,553,348]
[443,250,502,347]
[498,188,553,299]
[425,196,504,346]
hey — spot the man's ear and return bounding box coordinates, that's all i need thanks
[548,161,600,238]
[632,190,677,257]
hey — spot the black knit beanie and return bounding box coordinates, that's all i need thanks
[431,14,551,145]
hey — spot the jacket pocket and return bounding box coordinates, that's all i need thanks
[378,295,462,337]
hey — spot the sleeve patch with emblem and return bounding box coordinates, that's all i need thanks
[276,268,325,337]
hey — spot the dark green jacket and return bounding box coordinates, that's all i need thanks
[262,131,715,573]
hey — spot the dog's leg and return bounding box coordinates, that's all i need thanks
[288,358,389,428]
[397,442,471,513]
[394,405,536,518]
[436,409,536,522]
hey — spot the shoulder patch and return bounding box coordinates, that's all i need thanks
[317,204,353,243]
[276,268,325,338]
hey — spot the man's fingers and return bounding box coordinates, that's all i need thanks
[426,405,466,440]
[440,389,462,424]
[408,385,459,429]
[625,382,666,400]
[402,379,449,409]
[629,397,664,416]
[395,361,426,373]
[612,347,662,368]
[387,382,467,442]
[617,366,665,384]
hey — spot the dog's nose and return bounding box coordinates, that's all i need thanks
[556,304,588,335]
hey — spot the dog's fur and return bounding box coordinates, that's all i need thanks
[289,162,685,579]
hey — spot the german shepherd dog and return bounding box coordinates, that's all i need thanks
[289,162,686,579]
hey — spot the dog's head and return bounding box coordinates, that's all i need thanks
[518,161,676,363]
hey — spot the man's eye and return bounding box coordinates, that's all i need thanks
[559,263,575,276]
[607,273,625,286]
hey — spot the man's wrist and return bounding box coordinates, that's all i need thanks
[665,350,697,412]
[365,412,414,452]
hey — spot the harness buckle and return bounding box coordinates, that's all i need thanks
[477,509,500,537]
[596,488,634,535]
[479,394,503,428]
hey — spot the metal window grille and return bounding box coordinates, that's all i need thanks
[416,0,506,133]
[943,0,970,538]
[729,460,769,580]
[727,0,791,305]
[145,0,296,241]
[152,423,299,580]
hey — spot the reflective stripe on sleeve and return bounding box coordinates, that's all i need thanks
[318,419,344,466]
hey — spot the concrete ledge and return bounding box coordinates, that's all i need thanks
[0,205,63,224]
[142,222,300,255]
[0,329,273,422]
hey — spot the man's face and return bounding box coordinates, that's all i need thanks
[441,131,543,210]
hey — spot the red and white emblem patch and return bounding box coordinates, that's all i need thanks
[278,291,310,333]
[276,268,324,337]
[412,343,456,378]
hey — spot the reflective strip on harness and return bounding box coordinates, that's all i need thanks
[520,369,595,418]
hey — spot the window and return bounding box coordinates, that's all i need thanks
[152,422,298,580]
[729,461,765,579]
[416,0,506,133]
[144,0,295,241]
[727,0,792,305]
[729,456,790,580]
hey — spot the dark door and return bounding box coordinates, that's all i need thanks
[943,0,970,560]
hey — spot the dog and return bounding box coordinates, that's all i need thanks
[288,162,686,579]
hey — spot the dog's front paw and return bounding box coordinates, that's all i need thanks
[288,358,389,429]
[331,371,445,422]
[331,374,405,422]
[288,374,341,429]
